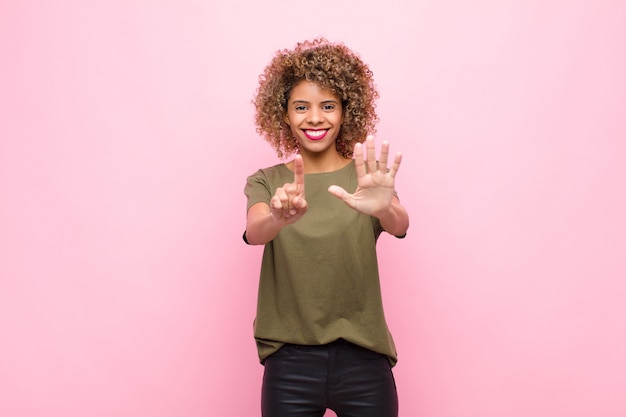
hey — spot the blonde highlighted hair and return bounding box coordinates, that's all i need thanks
[254,38,379,158]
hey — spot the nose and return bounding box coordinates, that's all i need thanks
[306,107,323,124]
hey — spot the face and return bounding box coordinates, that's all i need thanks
[285,80,344,157]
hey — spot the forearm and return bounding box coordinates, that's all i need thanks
[245,205,285,245]
[377,197,409,237]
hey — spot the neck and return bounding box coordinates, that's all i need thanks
[299,149,351,173]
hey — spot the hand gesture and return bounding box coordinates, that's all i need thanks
[270,154,308,224]
[328,135,401,217]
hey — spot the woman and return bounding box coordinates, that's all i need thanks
[244,38,409,417]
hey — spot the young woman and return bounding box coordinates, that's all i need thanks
[243,38,409,417]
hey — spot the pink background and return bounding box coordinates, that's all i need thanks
[2,1,625,416]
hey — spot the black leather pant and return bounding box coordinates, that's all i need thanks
[261,339,398,417]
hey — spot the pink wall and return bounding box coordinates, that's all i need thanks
[1,1,625,416]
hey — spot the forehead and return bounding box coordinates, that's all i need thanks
[289,80,340,102]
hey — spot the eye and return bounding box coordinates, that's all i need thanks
[294,105,307,112]
[322,104,336,111]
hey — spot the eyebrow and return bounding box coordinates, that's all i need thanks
[290,99,339,104]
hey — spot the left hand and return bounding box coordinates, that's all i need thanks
[328,135,402,217]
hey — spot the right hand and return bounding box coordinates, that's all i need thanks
[270,154,308,224]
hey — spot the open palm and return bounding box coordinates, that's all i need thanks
[328,135,402,217]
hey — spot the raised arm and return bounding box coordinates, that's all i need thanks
[245,155,308,245]
[328,136,409,237]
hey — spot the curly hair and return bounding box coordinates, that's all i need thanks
[254,38,379,159]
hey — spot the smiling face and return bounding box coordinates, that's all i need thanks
[285,80,344,159]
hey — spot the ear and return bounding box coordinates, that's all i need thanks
[284,111,291,126]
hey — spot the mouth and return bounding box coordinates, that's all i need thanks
[303,129,328,141]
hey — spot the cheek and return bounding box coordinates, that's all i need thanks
[288,123,302,140]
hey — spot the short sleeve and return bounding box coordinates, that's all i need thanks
[244,169,272,211]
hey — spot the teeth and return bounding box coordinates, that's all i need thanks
[306,130,325,137]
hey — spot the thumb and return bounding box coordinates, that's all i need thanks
[328,185,351,202]
[293,195,308,212]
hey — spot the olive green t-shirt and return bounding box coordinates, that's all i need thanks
[244,160,398,366]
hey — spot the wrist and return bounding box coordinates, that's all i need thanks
[377,198,409,237]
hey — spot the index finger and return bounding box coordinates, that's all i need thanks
[293,154,305,186]
[365,135,377,174]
